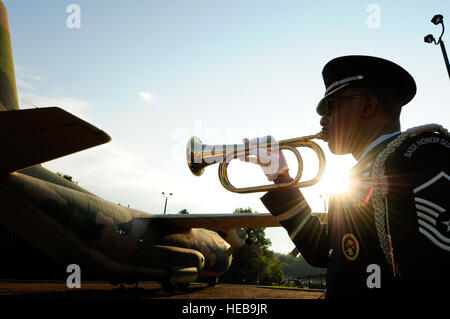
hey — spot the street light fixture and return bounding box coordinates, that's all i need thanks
[424,14,450,79]
[431,14,443,25]
[162,192,173,215]
[424,34,435,44]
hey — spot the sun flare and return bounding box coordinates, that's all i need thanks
[322,170,352,194]
[317,154,355,196]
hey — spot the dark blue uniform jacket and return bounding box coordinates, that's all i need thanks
[261,130,450,299]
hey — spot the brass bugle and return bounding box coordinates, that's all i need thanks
[186,132,326,194]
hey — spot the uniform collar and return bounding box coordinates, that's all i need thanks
[359,131,401,162]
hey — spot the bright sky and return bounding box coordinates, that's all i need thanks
[5,0,450,254]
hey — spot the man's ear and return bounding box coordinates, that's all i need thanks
[362,95,379,118]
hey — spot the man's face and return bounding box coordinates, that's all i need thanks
[320,87,368,155]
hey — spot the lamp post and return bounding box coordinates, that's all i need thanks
[424,14,450,80]
[162,192,173,214]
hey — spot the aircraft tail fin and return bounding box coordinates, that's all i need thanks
[0,3,110,174]
[0,107,111,173]
[0,1,19,111]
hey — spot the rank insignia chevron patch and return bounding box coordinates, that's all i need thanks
[414,172,450,251]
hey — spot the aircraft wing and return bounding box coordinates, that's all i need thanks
[140,213,280,231]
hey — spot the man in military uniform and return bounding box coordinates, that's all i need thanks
[252,55,450,298]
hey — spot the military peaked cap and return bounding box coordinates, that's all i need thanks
[316,55,416,115]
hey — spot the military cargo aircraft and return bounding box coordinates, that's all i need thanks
[0,1,280,290]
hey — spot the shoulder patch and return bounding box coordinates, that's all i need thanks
[342,233,360,261]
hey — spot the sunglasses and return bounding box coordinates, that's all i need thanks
[320,94,369,116]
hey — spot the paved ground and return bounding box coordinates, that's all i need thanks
[0,281,324,299]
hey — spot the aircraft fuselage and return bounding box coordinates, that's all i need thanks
[0,166,232,286]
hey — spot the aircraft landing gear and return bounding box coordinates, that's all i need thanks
[176,282,189,291]
[207,277,218,287]
[160,281,175,295]
[159,281,191,295]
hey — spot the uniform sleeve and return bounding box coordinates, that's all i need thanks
[260,187,329,267]
[385,131,450,279]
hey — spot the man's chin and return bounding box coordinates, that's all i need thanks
[327,140,337,154]
[327,140,348,155]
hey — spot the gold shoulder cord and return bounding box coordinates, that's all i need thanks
[370,124,450,277]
